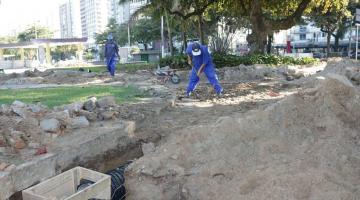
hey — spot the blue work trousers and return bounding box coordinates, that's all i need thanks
[186,65,223,95]
[106,56,117,76]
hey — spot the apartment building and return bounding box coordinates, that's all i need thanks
[59,0,82,38]
[80,0,110,43]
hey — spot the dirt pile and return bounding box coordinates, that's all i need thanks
[125,74,360,199]
[322,58,360,85]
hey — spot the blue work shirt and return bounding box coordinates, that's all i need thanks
[186,44,213,70]
[104,41,119,60]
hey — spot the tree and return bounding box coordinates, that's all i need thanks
[219,0,314,54]
[17,25,53,42]
[310,0,350,56]
[96,17,161,50]
[131,17,161,50]
[95,18,129,46]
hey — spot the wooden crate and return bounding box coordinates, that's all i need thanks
[22,167,111,200]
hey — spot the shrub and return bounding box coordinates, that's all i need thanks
[159,55,189,69]
[159,53,319,69]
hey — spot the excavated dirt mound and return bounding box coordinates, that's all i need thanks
[125,74,360,200]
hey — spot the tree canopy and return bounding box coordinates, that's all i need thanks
[17,25,53,42]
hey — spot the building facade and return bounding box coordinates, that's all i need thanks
[111,0,147,25]
[274,22,353,55]
[59,0,82,38]
[79,0,111,43]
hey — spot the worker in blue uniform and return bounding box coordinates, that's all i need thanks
[186,42,223,97]
[104,34,120,77]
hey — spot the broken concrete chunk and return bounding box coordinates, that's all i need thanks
[11,107,29,118]
[0,105,11,114]
[40,118,60,132]
[99,111,116,120]
[12,100,27,108]
[79,110,98,122]
[14,139,26,149]
[63,102,84,114]
[96,96,116,108]
[28,104,43,113]
[83,97,97,112]
[0,163,9,171]
[45,110,70,124]
[4,164,16,172]
[70,116,90,129]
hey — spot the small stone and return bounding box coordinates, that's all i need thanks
[0,136,5,146]
[40,118,60,132]
[70,116,90,129]
[5,164,16,172]
[0,162,9,171]
[170,154,178,160]
[10,130,25,138]
[0,147,7,153]
[28,142,41,149]
[96,96,116,108]
[14,139,26,149]
[100,111,115,120]
[35,146,47,155]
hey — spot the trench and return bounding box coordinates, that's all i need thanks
[9,140,146,200]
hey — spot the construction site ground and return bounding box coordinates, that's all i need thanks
[1,58,360,199]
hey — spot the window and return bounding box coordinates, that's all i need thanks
[299,26,307,32]
[300,34,306,40]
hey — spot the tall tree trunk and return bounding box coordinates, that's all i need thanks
[266,33,274,54]
[181,23,187,54]
[198,14,205,44]
[327,32,331,57]
[334,35,339,53]
[247,0,269,54]
[165,10,174,56]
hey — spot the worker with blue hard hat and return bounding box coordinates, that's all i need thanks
[104,33,120,77]
[185,42,223,97]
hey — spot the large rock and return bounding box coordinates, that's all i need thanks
[12,100,27,108]
[62,102,84,114]
[69,116,90,129]
[45,110,70,125]
[40,118,60,132]
[96,96,117,108]
[83,97,97,112]
[0,105,11,115]
[11,107,29,119]
[79,110,98,122]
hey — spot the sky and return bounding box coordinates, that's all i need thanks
[0,0,61,37]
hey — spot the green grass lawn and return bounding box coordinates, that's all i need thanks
[0,85,144,107]
[56,62,157,73]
